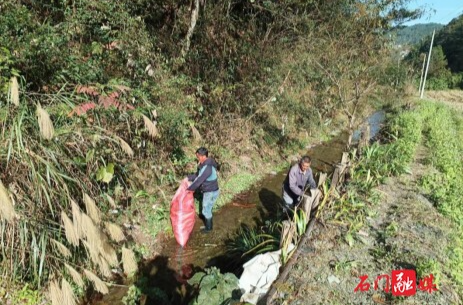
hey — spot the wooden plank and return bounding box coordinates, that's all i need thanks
[264,216,318,305]
[341,151,349,164]
[301,189,321,224]
[317,173,327,187]
[279,220,295,249]
[329,165,341,192]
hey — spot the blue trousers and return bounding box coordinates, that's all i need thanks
[282,189,300,212]
[202,190,220,219]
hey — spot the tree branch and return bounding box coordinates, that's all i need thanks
[181,0,200,58]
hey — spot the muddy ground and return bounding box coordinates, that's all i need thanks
[280,143,461,304]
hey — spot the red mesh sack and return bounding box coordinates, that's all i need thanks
[170,178,196,247]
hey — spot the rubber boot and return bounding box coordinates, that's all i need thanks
[201,217,213,233]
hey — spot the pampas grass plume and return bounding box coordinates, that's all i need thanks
[61,278,77,305]
[9,76,19,106]
[48,280,64,305]
[61,211,79,247]
[191,124,202,142]
[105,194,116,208]
[64,263,84,288]
[0,180,16,222]
[36,103,55,140]
[71,200,83,239]
[119,137,134,157]
[82,240,100,265]
[99,241,118,267]
[122,247,138,276]
[97,256,113,278]
[143,115,159,138]
[51,239,72,258]
[83,193,101,224]
[84,269,109,294]
[104,222,125,242]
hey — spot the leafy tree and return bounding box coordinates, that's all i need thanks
[434,14,463,73]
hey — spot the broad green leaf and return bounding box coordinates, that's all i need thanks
[197,289,220,305]
[199,274,216,291]
[96,163,115,183]
[187,272,205,285]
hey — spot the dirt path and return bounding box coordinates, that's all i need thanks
[280,145,461,305]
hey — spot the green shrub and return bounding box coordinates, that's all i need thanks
[188,267,240,305]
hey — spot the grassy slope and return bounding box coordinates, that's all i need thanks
[280,94,463,304]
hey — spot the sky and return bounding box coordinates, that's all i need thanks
[403,0,463,26]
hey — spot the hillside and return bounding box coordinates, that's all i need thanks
[0,0,429,304]
[391,23,444,45]
[404,14,463,90]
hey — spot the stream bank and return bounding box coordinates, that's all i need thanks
[88,110,386,305]
[279,99,463,305]
[280,145,460,305]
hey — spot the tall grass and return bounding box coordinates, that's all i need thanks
[226,222,281,264]
[417,101,463,292]
[0,91,139,300]
[331,105,424,246]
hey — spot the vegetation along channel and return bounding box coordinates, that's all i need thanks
[89,111,385,305]
[1,0,463,305]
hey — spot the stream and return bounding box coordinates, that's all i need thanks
[88,110,385,305]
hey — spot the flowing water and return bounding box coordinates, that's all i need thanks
[88,110,385,305]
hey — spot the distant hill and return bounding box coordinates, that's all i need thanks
[413,14,463,73]
[391,23,444,45]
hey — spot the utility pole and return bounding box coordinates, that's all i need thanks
[418,53,426,94]
[420,30,435,99]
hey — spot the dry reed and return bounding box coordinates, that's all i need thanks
[142,115,160,138]
[61,278,77,305]
[84,269,109,294]
[97,256,113,278]
[191,124,202,142]
[36,103,55,140]
[83,193,101,224]
[82,240,100,265]
[81,212,102,247]
[118,137,134,157]
[104,222,125,242]
[9,76,19,106]
[64,263,84,288]
[105,194,116,208]
[51,239,72,258]
[48,280,64,305]
[99,241,118,267]
[0,180,16,222]
[122,247,138,276]
[61,211,79,247]
[71,200,83,239]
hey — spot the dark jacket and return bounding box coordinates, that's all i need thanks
[187,158,219,193]
[283,163,316,200]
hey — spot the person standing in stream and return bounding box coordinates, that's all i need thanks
[282,155,317,214]
[187,147,220,233]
